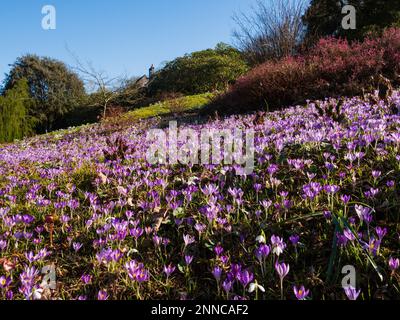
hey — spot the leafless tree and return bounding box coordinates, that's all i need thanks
[233,0,307,65]
[68,49,141,118]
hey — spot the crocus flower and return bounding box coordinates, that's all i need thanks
[97,290,109,300]
[222,280,232,293]
[293,285,310,300]
[220,255,229,265]
[271,235,286,256]
[32,286,43,300]
[389,257,399,272]
[343,229,356,241]
[130,227,143,239]
[340,195,351,204]
[238,270,254,288]
[289,235,300,246]
[344,286,361,300]
[275,262,290,280]
[72,242,83,252]
[184,255,193,265]
[6,290,13,300]
[323,210,332,219]
[125,260,150,282]
[183,234,195,247]
[212,266,223,282]
[375,227,387,240]
[0,276,11,289]
[214,244,224,256]
[255,244,271,261]
[81,274,92,284]
[372,170,381,179]
[163,264,176,278]
[0,240,7,251]
[355,205,373,223]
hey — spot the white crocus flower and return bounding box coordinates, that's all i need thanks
[32,287,44,300]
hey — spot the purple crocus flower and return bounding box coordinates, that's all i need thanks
[163,264,176,278]
[6,290,13,300]
[125,260,150,283]
[81,274,92,284]
[230,264,242,278]
[130,227,144,239]
[355,205,373,224]
[222,280,232,293]
[275,262,290,280]
[219,255,229,265]
[194,223,206,234]
[362,237,381,257]
[271,235,286,256]
[238,270,254,288]
[293,285,310,300]
[214,244,224,256]
[386,180,395,188]
[0,276,11,289]
[340,195,351,204]
[183,234,195,247]
[212,266,223,282]
[72,242,83,252]
[324,184,340,194]
[255,244,271,261]
[20,266,39,288]
[253,183,262,193]
[25,251,36,263]
[97,290,109,300]
[344,286,361,300]
[185,255,193,265]
[389,257,399,271]
[372,170,381,179]
[323,210,332,219]
[289,235,300,246]
[0,240,7,251]
[343,229,356,241]
[375,227,387,240]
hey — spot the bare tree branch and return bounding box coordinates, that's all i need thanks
[232,0,307,65]
[66,47,129,118]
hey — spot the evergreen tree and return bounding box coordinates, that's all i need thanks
[2,55,85,133]
[0,79,36,143]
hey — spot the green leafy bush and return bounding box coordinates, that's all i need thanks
[149,43,248,95]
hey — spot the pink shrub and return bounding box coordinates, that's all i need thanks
[212,28,400,114]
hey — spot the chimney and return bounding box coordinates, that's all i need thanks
[149,64,155,79]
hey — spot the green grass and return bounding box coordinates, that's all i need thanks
[120,92,215,121]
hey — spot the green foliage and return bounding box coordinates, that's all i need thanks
[148,43,248,95]
[129,93,214,119]
[0,79,36,143]
[2,55,86,133]
[108,93,214,125]
[303,0,400,43]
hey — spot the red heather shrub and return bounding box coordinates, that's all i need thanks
[211,28,400,114]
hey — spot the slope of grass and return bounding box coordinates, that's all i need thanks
[119,92,215,121]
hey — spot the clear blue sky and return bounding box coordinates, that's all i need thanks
[0,0,258,84]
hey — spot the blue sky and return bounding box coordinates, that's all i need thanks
[0,0,258,83]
